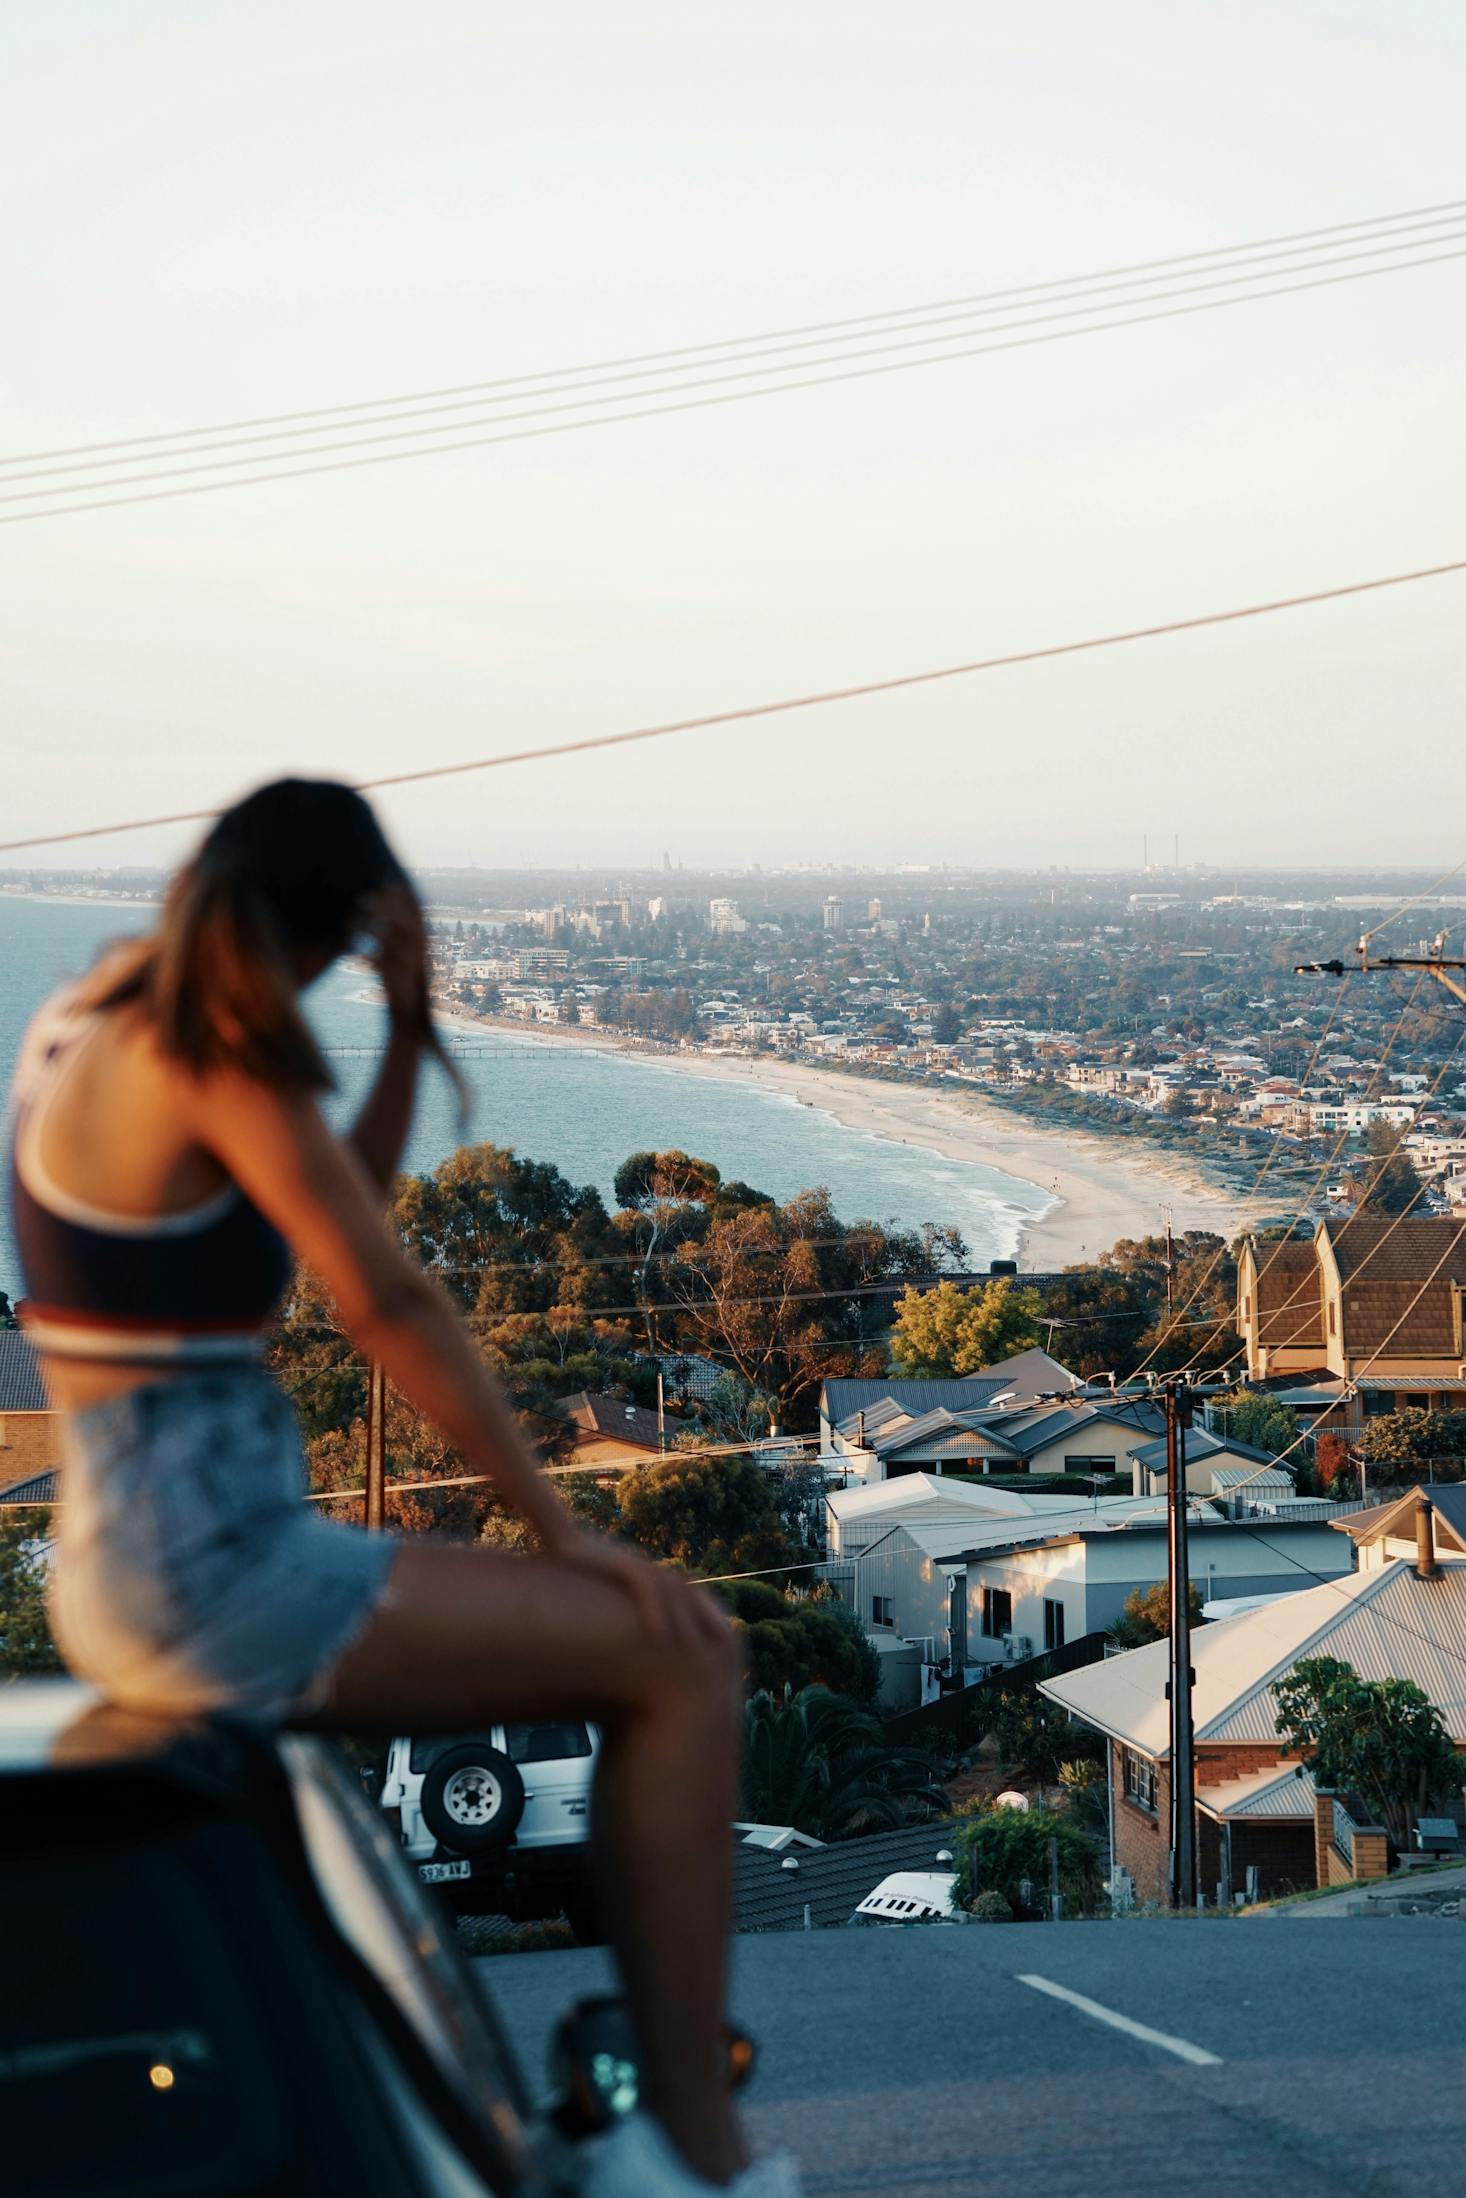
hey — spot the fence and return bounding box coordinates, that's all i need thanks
[879,1629,1108,1748]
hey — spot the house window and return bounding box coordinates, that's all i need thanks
[870,1595,894,1629]
[980,1587,1013,1639]
[1122,1749,1158,1814]
[1328,1300,1336,1335]
[1043,1599,1066,1651]
[1063,1455,1115,1474]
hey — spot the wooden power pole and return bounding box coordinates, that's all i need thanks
[1165,1379,1197,1910]
[364,1357,387,1532]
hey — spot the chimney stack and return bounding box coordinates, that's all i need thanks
[1416,1498,1439,1579]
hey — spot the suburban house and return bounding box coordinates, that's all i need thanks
[1237,1217,1466,1428]
[820,1355,1164,1486]
[1126,1427,1295,1504]
[828,1475,1350,1705]
[1332,1484,1466,1571]
[1041,1548,1466,1902]
[0,1332,60,1505]
[556,1391,671,1467]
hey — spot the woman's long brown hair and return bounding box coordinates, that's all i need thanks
[96,779,468,1114]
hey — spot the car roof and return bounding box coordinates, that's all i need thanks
[0,1678,285,1801]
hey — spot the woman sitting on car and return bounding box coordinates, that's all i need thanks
[7,778,798,2198]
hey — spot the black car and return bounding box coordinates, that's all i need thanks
[1,1679,573,2196]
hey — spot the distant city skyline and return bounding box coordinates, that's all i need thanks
[7,5,1466,873]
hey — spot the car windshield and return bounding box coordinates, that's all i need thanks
[1,1840,293,2198]
[409,1722,592,1774]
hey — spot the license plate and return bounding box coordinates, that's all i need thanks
[419,1860,472,1884]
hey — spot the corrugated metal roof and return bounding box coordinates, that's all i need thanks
[1042,1558,1466,1754]
[1197,1765,1316,1822]
[0,1332,51,1414]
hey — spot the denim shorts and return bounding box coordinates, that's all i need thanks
[51,1368,399,1721]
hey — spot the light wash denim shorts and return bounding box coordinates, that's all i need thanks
[51,1368,398,1722]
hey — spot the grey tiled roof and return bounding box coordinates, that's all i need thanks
[0,1469,58,1506]
[0,1332,50,1413]
[735,1819,966,1932]
[823,1378,1009,1427]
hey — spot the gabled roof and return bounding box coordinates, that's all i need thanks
[1332,1485,1466,1555]
[1244,1237,1324,1353]
[558,1391,667,1451]
[0,1331,50,1414]
[822,1378,1011,1430]
[1127,1428,1285,1473]
[875,1407,1019,1462]
[981,1397,1165,1460]
[1322,1216,1466,1358]
[1041,1558,1466,1754]
[734,1818,966,1932]
[825,1472,1069,1522]
[1323,1215,1466,1285]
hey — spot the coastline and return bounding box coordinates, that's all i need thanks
[428,1003,1261,1268]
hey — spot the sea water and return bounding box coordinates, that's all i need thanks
[0,894,1051,1293]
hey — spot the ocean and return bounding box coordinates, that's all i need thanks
[0,894,1051,1295]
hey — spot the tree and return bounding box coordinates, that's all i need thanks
[958,1804,1099,1915]
[931,1004,963,1045]
[989,1689,1103,1783]
[664,1190,923,1425]
[741,1685,946,1840]
[0,1291,17,1329]
[889,1277,1042,1379]
[1108,1579,1205,1649]
[0,1515,61,1676]
[1274,1655,1466,1851]
[615,1452,800,1578]
[1350,1120,1423,1217]
[1357,1409,1466,1484]
[1211,1387,1300,1460]
[715,1581,880,1704]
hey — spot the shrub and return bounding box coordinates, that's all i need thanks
[959,1803,1099,1916]
[970,1889,1014,1922]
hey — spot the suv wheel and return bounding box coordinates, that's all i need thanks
[420,1742,526,1855]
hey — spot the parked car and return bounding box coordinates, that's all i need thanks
[1,1679,575,2196]
[382,1721,601,1935]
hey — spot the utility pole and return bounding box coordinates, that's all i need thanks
[1163,1206,1175,1317]
[364,1357,387,1532]
[1165,1379,1197,1910]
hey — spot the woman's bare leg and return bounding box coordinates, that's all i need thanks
[306,1540,749,2188]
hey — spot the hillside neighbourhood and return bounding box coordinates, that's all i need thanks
[7,1155,1466,1927]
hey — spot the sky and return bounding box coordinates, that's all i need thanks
[5,3,1466,875]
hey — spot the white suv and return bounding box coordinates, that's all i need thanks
[381,1721,601,1935]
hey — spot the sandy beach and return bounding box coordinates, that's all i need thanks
[431,1004,1262,1268]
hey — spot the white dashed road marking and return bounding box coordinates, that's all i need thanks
[1016,1973,1223,2066]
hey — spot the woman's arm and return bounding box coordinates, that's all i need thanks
[187,1066,729,1644]
[347,885,430,1193]
[194,1068,571,1545]
[349,1022,423,1193]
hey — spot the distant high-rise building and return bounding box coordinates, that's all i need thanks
[663,850,672,872]
[709,897,747,935]
[866,897,882,923]
[647,895,667,922]
[822,895,844,931]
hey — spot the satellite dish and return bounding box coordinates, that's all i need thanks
[995,1790,1030,1813]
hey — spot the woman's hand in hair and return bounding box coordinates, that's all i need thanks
[369,883,431,1031]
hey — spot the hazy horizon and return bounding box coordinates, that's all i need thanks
[7,5,1466,876]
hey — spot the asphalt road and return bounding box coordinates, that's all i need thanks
[480,1918,1466,2196]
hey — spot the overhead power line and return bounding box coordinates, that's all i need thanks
[5,232,1466,525]
[6,194,1464,478]
[6,550,1466,858]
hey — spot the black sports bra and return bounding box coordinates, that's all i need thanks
[7,986,291,1364]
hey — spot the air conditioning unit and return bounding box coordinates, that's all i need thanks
[1005,1636,1033,1663]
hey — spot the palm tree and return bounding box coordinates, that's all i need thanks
[742,1686,947,1842]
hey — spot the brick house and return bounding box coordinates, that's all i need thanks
[1041,1551,1466,1902]
[556,1390,671,1467]
[0,1331,60,1502]
[1237,1217,1466,1428]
